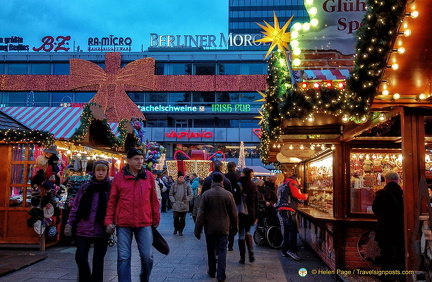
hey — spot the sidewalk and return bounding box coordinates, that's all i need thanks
[0,211,339,281]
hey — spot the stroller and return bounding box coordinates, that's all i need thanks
[253,201,283,249]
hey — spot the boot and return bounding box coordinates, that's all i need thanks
[238,239,246,264]
[245,234,255,263]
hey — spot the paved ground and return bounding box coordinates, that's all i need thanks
[0,211,344,281]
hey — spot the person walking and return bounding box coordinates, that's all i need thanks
[202,160,232,194]
[169,173,193,236]
[190,173,200,212]
[64,160,111,282]
[194,172,238,282]
[237,168,259,264]
[105,148,161,282]
[224,161,241,251]
[275,171,308,261]
[372,171,404,278]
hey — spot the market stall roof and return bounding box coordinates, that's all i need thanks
[0,107,120,140]
[247,166,274,177]
[302,69,350,81]
[0,111,30,130]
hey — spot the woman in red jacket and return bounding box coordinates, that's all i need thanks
[105,148,160,282]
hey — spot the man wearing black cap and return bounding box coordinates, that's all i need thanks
[194,172,238,282]
[105,148,160,282]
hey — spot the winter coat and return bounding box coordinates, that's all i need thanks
[169,181,193,212]
[67,176,111,238]
[194,182,238,236]
[225,170,240,191]
[105,166,160,228]
[372,181,404,242]
[238,176,259,225]
[190,177,200,196]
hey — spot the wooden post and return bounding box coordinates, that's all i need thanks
[39,232,45,251]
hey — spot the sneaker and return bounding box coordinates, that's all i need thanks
[228,247,234,251]
[283,250,301,261]
[173,230,177,235]
[179,231,183,236]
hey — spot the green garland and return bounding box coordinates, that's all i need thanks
[259,0,407,164]
[0,129,54,147]
[345,0,408,118]
[71,103,130,149]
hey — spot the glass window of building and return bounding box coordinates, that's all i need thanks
[0,63,4,74]
[53,93,73,106]
[193,118,215,127]
[194,63,216,75]
[75,92,95,103]
[239,119,259,128]
[216,92,240,102]
[53,63,70,75]
[5,92,27,106]
[145,93,167,103]
[128,92,145,104]
[30,64,51,75]
[170,63,192,75]
[7,64,27,74]
[32,92,50,106]
[241,63,266,75]
[219,63,241,75]
[193,92,215,103]
[169,92,191,103]
[240,92,262,102]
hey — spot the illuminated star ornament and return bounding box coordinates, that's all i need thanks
[255,12,294,59]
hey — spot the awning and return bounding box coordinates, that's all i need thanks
[0,107,120,140]
[302,69,351,81]
[246,166,275,177]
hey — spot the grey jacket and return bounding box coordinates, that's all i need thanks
[169,181,193,212]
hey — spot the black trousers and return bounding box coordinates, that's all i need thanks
[173,211,187,232]
[75,236,109,282]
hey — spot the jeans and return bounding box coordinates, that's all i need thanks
[75,236,108,282]
[205,234,228,281]
[173,211,187,232]
[278,210,298,253]
[116,226,153,282]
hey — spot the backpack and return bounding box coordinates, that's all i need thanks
[233,182,243,204]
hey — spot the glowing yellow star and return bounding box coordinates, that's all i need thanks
[254,91,267,102]
[254,110,265,125]
[255,12,294,59]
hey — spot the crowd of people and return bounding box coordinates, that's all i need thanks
[49,146,404,282]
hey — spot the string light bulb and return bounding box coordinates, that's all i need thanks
[393,93,401,100]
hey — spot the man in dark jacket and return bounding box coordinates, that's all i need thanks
[202,160,232,194]
[372,171,404,274]
[224,161,241,251]
[194,172,238,282]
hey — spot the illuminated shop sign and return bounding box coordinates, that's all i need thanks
[149,33,265,48]
[211,104,251,112]
[165,130,213,139]
[0,36,30,51]
[87,35,132,51]
[138,104,253,113]
[138,105,201,112]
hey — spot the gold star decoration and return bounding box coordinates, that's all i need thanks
[255,12,294,59]
[254,91,267,102]
[254,110,265,125]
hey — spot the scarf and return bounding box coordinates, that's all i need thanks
[76,176,110,224]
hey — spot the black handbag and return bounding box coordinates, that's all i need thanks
[152,226,170,255]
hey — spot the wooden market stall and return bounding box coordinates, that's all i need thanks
[257,0,432,278]
[0,111,54,245]
[0,104,138,248]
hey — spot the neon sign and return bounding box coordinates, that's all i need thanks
[139,105,199,112]
[211,104,251,112]
[165,130,213,139]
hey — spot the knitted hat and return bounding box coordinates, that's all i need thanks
[92,160,110,173]
[127,148,143,159]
